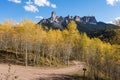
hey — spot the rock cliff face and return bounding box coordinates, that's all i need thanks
[38,11,97,29]
[38,12,120,44]
[82,16,97,24]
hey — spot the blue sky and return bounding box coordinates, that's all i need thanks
[0,0,120,23]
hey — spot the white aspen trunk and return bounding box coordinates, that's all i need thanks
[25,39,28,67]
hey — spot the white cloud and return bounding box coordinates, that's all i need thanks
[115,17,120,20]
[106,0,120,6]
[8,0,21,3]
[26,0,33,5]
[8,0,57,13]
[34,0,57,8]
[35,16,44,19]
[24,0,39,13]
[107,21,113,24]
[51,4,57,8]
[24,4,39,13]
[114,17,120,25]
[34,0,50,7]
[24,0,57,13]
[107,17,120,25]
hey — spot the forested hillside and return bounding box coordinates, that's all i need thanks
[39,12,120,45]
[0,19,120,80]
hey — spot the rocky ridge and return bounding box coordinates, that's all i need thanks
[38,11,97,29]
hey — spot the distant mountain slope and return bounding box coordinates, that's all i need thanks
[38,11,120,44]
[38,11,119,30]
[38,11,97,29]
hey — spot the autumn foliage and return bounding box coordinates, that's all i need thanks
[0,20,120,80]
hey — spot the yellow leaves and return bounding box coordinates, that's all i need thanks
[0,19,119,65]
[55,30,64,43]
[0,27,5,34]
[80,33,90,47]
[18,19,35,27]
[2,20,14,28]
[47,29,63,47]
[47,29,56,44]
[62,29,69,39]
[67,20,77,33]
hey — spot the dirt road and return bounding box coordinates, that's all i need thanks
[0,61,84,80]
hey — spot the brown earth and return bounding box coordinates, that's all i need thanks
[0,61,84,80]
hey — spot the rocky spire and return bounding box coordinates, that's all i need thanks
[51,11,56,21]
[39,11,98,29]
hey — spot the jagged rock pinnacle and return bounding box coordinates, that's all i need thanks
[39,11,97,29]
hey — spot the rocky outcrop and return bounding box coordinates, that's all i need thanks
[38,11,97,29]
[74,16,81,22]
[82,16,97,24]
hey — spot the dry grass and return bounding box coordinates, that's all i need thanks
[0,64,19,80]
